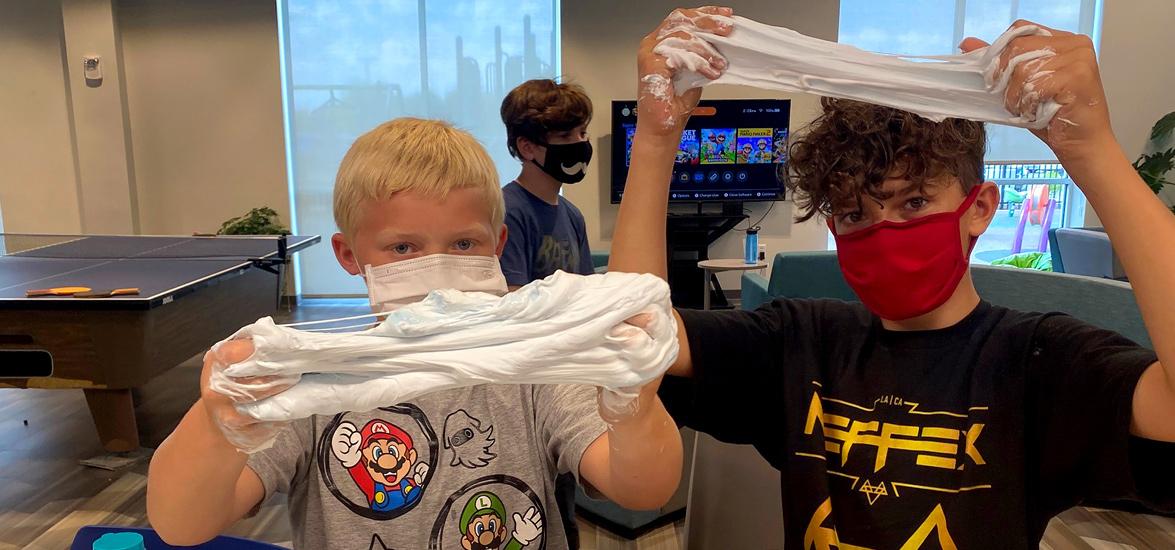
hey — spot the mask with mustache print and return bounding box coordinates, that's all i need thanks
[531,139,592,184]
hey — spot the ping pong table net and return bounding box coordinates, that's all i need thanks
[0,233,291,262]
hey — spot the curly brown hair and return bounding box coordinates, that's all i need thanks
[785,98,986,222]
[501,79,593,160]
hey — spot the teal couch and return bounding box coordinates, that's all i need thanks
[740,250,1151,348]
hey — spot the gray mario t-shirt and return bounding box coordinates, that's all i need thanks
[248,383,606,549]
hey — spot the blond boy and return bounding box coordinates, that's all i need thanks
[148,118,682,549]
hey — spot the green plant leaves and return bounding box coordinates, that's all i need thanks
[1151,111,1175,142]
[1133,149,1175,194]
[1136,112,1175,211]
[217,206,290,235]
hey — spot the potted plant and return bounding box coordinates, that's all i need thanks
[216,206,290,235]
[215,206,293,303]
[1132,111,1175,214]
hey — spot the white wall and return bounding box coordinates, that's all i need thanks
[117,0,289,235]
[0,0,83,234]
[1086,0,1175,225]
[0,0,288,238]
[61,0,139,234]
[561,1,838,290]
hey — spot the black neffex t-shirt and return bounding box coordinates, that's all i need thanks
[661,299,1175,549]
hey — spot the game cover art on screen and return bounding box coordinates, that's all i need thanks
[610,99,791,203]
[700,129,736,164]
[736,128,773,164]
[677,130,700,165]
[774,128,789,163]
[624,126,636,167]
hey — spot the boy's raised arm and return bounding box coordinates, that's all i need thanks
[579,8,731,507]
[552,7,735,499]
[607,7,732,377]
[965,22,1175,442]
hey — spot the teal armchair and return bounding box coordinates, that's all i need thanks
[741,251,857,310]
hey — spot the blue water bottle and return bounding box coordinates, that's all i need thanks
[745,227,759,264]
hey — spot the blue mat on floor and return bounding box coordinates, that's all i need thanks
[72,526,286,550]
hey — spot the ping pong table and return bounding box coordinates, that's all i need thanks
[0,234,320,452]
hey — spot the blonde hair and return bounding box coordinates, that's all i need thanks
[333,118,504,237]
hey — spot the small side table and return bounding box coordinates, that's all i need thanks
[698,259,768,310]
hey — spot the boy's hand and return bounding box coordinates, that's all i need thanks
[596,312,669,425]
[580,310,684,510]
[637,6,733,137]
[961,20,1115,171]
[201,339,293,452]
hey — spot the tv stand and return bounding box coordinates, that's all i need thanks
[666,204,748,309]
[690,201,746,217]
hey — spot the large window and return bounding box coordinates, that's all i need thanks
[838,0,1101,264]
[280,0,558,295]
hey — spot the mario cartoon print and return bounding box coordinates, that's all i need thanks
[458,491,543,550]
[332,418,430,512]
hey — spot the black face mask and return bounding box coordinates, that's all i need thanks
[531,140,593,184]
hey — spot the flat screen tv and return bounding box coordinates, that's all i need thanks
[611,99,790,204]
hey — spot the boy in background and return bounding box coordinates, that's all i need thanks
[499,80,596,290]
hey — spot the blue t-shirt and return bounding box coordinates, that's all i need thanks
[500,181,594,287]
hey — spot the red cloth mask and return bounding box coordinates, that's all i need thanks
[829,186,982,321]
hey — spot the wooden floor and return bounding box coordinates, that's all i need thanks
[0,299,1170,549]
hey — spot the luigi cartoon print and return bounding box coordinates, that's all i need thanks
[458,491,543,550]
